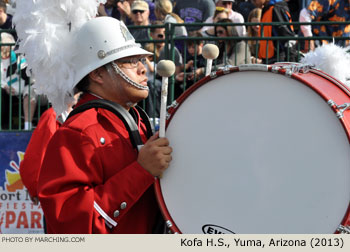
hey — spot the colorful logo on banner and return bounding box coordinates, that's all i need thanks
[0,132,44,234]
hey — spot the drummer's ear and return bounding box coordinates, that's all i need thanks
[89,67,104,85]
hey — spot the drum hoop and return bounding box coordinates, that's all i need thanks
[154,180,181,233]
[155,63,350,234]
[338,203,350,233]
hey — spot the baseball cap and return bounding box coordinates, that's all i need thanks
[131,0,149,11]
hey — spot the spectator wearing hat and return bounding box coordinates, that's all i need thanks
[99,0,156,24]
[129,0,152,42]
[202,0,247,37]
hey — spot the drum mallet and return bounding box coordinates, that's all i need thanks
[156,60,176,138]
[202,44,220,76]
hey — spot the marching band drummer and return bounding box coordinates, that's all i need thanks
[13,0,173,233]
[36,17,173,234]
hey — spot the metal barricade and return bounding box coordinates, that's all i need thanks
[1,21,350,132]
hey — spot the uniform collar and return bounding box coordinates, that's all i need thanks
[75,92,101,108]
[75,92,142,128]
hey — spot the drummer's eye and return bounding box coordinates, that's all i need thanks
[117,57,147,68]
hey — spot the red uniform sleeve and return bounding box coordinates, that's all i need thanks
[37,117,156,234]
[19,108,59,198]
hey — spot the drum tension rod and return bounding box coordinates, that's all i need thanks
[337,225,350,234]
[166,101,179,120]
[327,100,350,119]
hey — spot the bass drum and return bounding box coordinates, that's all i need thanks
[155,64,350,234]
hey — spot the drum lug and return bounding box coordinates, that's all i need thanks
[210,71,217,79]
[166,220,173,228]
[271,63,314,75]
[166,101,179,120]
[271,65,278,73]
[327,100,350,119]
[337,225,350,234]
[165,220,179,234]
[223,65,233,74]
[217,65,233,74]
[285,69,293,77]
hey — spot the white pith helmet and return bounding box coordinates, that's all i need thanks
[72,16,152,87]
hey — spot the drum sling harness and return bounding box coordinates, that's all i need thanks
[67,99,153,151]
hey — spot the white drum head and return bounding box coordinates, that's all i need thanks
[160,71,350,233]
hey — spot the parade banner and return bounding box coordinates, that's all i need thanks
[0,132,44,234]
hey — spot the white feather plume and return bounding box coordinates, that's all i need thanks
[300,43,350,87]
[13,0,106,115]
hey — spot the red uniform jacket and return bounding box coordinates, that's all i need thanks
[20,108,60,198]
[37,94,159,233]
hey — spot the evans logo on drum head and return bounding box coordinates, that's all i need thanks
[202,224,235,234]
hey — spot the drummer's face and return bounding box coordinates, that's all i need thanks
[112,57,149,108]
[89,56,149,110]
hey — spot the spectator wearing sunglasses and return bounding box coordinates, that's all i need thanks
[190,19,252,83]
[202,0,246,37]
[215,18,251,66]
[145,20,183,72]
[129,0,152,42]
[144,21,166,61]
[247,7,262,64]
[192,17,252,80]
[99,0,157,24]
[143,20,183,104]
[200,6,230,37]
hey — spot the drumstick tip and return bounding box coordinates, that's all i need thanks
[157,60,176,77]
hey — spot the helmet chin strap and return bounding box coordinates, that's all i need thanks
[108,62,149,91]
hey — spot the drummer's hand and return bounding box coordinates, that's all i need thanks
[137,132,172,177]
[175,72,185,82]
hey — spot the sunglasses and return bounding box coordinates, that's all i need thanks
[132,10,145,14]
[217,30,226,35]
[222,1,232,5]
[156,34,164,39]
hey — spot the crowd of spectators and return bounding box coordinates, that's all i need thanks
[1,0,47,131]
[1,0,350,128]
